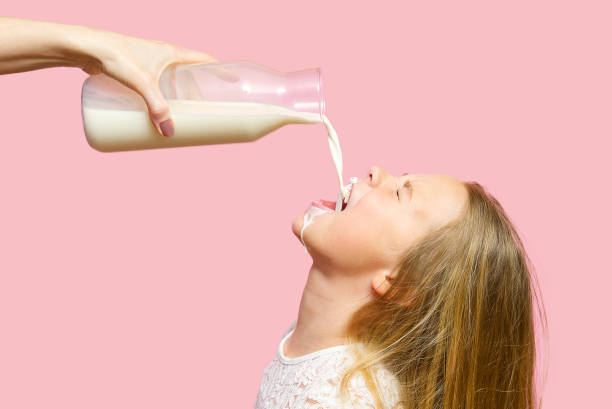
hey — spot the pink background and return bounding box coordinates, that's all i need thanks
[1,1,610,407]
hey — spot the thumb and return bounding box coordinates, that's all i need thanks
[141,83,174,137]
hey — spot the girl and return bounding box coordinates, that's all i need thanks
[254,166,546,409]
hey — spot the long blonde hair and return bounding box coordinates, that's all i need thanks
[339,181,547,409]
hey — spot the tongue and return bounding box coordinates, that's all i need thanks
[317,198,348,211]
[320,199,336,210]
[313,180,355,212]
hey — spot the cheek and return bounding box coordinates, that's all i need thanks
[338,197,420,258]
[325,203,398,260]
[387,214,430,256]
[320,220,385,269]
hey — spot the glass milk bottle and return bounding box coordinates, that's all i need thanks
[80,61,326,152]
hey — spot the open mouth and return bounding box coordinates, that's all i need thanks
[311,199,343,211]
[310,183,354,213]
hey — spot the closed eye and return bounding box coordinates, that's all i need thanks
[399,179,412,201]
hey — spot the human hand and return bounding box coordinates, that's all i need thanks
[81,32,217,137]
[0,18,222,137]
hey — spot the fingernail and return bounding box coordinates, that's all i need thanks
[160,119,174,137]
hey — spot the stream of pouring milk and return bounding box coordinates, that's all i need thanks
[299,115,356,255]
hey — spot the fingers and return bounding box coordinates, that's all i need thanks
[131,77,174,137]
[80,63,102,75]
[146,86,174,137]
[115,44,237,138]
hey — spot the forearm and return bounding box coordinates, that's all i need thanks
[0,17,111,75]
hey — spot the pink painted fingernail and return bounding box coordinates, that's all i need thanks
[160,119,174,137]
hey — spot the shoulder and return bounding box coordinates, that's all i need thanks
[332,361,404,409]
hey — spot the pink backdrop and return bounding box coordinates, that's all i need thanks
[1,1,609,407]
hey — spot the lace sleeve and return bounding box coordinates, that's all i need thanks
[336,364,404,409]
[254,325,404,409]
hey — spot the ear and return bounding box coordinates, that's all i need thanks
[371,269,396,296]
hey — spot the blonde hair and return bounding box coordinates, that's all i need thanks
[339,181,547,409]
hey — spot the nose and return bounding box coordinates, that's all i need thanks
[368,165,393,187]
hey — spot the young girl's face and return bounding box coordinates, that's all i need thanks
[292,166,469,275]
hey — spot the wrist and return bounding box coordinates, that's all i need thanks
[0,18,117,75]
[52,23,116,72]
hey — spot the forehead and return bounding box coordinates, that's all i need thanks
[405,173,463,193]
[402,173,461,188]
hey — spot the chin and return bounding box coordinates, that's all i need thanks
[291,214,304,239]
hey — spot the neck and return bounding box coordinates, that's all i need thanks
[284,263,374,358]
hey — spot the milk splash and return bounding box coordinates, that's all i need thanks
[300,176,359,255]
[300,205,332,254]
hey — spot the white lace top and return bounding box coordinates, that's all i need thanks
[254,321,404,409]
